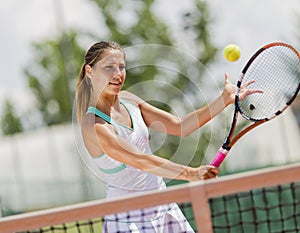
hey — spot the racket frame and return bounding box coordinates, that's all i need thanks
[210,42,300,167]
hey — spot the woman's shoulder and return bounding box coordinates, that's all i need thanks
[81,113,107,132]
[80,114,108,157]
[119,90,144,106]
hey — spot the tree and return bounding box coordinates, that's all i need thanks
[183,1,218,64]
[23,30,85,126]
[0,100,23,135]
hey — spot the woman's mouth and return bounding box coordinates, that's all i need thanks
[109,81,122,86]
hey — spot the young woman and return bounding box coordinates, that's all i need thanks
[76,41,260,232]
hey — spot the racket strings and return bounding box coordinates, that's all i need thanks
[238,45,300,121]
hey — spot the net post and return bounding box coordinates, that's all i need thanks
[189,183,213,233]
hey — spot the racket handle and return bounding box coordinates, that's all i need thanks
[209,147,229,167]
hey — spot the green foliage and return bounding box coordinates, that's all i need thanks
[23,30,85,126]
[183,0,218,64]
[90,0,173,45]
[0,100,23,135]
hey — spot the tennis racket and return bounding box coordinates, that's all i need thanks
[210,42,300,167]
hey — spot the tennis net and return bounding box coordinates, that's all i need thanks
[0,162,299,233]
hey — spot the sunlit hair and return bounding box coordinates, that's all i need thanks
[75,41,124,123]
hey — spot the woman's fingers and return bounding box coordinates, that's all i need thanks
[239,80,264,101]
[200,165,219,180]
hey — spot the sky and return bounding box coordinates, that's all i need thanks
[0,0,299,115]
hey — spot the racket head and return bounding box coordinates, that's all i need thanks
[236,42,300,121]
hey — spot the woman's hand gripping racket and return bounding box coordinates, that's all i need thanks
[210,42,300,167]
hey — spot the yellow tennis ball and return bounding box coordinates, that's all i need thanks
[223,44,241,62]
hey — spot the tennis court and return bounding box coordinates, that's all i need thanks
[0,162,299,233]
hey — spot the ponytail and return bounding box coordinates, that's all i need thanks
[75,64,92,123]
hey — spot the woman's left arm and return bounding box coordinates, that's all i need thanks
[139,81,230,137]
[124,73,261,137]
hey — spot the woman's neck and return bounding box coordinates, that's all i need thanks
[95,94,120,116]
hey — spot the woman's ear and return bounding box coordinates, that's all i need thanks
[85,65,92,78]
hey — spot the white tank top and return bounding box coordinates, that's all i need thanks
[86,99,166,198]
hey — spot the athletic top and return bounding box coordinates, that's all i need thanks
[86,100,195,232]
[86,99,166,198]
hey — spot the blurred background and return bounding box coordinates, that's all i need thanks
[0,0,300,217]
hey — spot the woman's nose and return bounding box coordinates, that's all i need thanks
[114,67,125,77]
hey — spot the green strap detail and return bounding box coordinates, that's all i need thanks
[98,163,126,174]
[120,101,134,130]
[93,153,105,159]
[86,103,133,131]
[87,106,127,174]
[86,107,112,123]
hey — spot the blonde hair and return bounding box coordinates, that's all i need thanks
[75,41,124,123]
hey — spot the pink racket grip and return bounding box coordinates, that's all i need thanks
[209,147,229,167]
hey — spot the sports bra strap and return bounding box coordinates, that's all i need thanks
[86,107,112,123]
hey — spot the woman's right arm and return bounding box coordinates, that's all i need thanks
[94,123,219,181]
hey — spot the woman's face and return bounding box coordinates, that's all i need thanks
[89,49,126,97]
